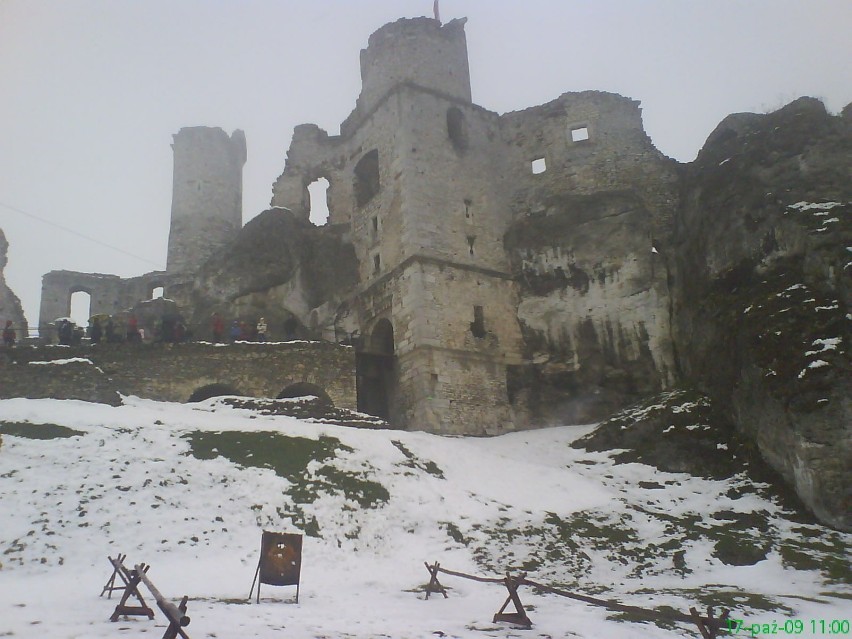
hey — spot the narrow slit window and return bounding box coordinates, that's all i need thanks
[470,305,486,338]
[571,126,590,142]
[373,253,381,274]
[467,235,476,256]
[531,157,547,174]
[372,216,379,239]
[464,198,472,219]
[446,107,468,151]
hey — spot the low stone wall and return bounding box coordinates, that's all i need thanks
[0,341,357,409]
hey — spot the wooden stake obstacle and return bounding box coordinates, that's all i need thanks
[423,561,730,638]
[101,555,191,639]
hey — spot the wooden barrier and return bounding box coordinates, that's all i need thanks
[101,555,191,639]
[423,561,730,638]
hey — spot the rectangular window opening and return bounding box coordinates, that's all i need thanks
[373,253,381,275]
[464,198,472,219]
[470,305,486,338]
[531,157,547,174]
[571,126,590,142]
[467,235,476,256]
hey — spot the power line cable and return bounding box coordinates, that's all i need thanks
[0,199,164,269]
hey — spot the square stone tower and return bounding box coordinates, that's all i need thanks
[344,18,525,434]
[272,17,525,434]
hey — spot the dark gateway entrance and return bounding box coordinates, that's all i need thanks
[356,319,397,422]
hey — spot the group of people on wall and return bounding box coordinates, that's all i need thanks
[2,312,296,348]
[210,313,270,343]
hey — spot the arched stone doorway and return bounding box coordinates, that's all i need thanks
[187,383,242,403]
[356,318,397,422]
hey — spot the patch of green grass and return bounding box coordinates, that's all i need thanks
[442,521,469,546]
[0,422,85,440]
[778,533,851,584]
[653,587,793,616]
[391,440,444,478]
[185,431,343,477]
[184,431,389,517]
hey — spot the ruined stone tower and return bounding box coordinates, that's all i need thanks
[272,18,525,434]
[166,127,246,274]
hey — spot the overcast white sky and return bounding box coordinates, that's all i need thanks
[1,0,850,329]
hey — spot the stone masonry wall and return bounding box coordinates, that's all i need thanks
[346,17,471,134]
[0,341,356,409]
[38,269,171,335]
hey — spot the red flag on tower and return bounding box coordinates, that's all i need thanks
[433,0,441,23]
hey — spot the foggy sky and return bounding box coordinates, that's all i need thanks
[1,0,850,329]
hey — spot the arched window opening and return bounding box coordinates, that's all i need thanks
[371,318,394,355]
[354,150,380,207]
[308,177,330,225]
[447,107,468,151]
[277,382,333,406]
[187,383,242,403]
[70,290,91,327]
[150,286,164,300]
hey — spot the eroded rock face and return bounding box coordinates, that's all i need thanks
[0,229,27,337]
[505,190,678,425]
[180,208,359,341]
[672,98,851,531]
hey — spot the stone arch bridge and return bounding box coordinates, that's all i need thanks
[0,341,357,410]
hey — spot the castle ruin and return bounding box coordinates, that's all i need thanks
[30,16,850,532]
[37,17,684,435]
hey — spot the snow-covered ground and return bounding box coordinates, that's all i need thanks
[0,396,848,638]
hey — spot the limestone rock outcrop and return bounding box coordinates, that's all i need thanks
[179,208,359,341]
[672,97,851,531]
[0,229,27,337]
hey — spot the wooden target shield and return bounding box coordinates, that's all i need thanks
[249,531,303,603]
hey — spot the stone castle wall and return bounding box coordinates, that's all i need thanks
[38,269,171,334]
[0,341,356,409]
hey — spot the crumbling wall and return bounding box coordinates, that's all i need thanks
[38,269,170,337]
[343,17,471,135]
[498,92,681,425]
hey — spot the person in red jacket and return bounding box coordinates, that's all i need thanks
[211,313,225,342]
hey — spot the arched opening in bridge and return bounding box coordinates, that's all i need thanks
[187,383,243,403]
[308,177,330,226]
[69,290,91,327]
[277,382,333,406]
[356,318,397,422]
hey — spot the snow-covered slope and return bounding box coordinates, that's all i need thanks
[0,396,848,638]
